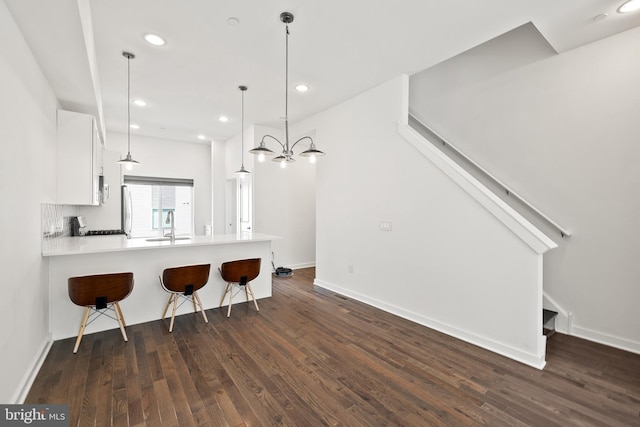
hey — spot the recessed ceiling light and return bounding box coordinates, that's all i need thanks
[218,115,229,123]
[618,0,640,13]
[130,124,140,129]
[227,17,240,26]
[593,13,608,22]
[133,99,147,107]
[295,84,309,92]
[197,134,206,140]
[144,33,166,46]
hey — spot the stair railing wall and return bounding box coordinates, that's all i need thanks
[409,114,571,239]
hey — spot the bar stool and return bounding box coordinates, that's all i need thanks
[219,258,261,317]
[159,263,210,332]
[68,272,134,353]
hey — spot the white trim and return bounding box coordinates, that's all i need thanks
[315,278,546,370]
[12,334,53,404]
[288,262,316,270]
[409,115,571,238]
[572,325,640,355]
[399,75,409,125]
[397,122,557,255]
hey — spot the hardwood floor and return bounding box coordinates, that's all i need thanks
[27,268,640,426]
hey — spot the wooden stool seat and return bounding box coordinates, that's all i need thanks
[159,264,210,332]
[68,272,134,353]
[219,258,261,317]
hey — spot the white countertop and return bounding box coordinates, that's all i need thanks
[42,233,280,256]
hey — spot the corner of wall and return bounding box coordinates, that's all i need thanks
[12,334,53,403]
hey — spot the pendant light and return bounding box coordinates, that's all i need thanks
[118,51,141,169]
[249,11,325,167]
[235,85,250,177]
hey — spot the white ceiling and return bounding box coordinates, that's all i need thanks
[5,0,640,144]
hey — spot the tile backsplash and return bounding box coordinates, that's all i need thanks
[41,203,78,252]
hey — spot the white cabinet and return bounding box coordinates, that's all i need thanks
[56,110,102,205]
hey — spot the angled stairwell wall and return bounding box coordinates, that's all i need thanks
[409,23,640,354]
[292,74,556,368]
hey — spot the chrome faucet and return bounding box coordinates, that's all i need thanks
[164,210,175,241]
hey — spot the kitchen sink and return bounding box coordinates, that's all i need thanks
[145,236,192,242]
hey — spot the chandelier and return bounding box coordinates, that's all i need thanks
[249,12,325,168]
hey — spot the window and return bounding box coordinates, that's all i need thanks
[123,175,194,238]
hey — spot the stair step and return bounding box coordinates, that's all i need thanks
[543,309,558,339]
[543,309,558,325]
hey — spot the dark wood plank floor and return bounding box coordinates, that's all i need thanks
[27,268,640,426]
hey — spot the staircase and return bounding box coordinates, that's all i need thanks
[403,116,565,344]
[396,110,559,368]
[543,309,558,338]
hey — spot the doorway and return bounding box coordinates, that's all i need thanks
[225,177,252,234]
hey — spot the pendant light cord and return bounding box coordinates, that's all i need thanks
[241,88,245,167]
[284,24,290,150]
[127,54,131,156]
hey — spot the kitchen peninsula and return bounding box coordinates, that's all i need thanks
[43,233,279,340]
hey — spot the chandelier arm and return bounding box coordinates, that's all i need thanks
[290,136,314,151]
[261,134,286,150]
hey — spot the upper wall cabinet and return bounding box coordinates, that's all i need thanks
[56,109,102,205]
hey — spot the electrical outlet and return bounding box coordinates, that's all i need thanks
[379,221,392,231]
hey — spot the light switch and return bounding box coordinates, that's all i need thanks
[379,221,392,231]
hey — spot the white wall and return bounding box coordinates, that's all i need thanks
[211,140,226,234]
[296,75,548,367]
[0,1,58,403]
[105,132,212,236]
[223,125,254,235]
[223,124,317,269]
[410,25,640,353]
[252,125,317,269]
[78,149,122,230]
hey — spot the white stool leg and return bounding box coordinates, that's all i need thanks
[227,285,233,317]
[247,284,259,312]
[194,292,208,324]
[114,302,128,342]
[169,295,178,332]
[162,293,173,319]
[115,302,127,327]
[219,283,230,308]
[73,307,91,354]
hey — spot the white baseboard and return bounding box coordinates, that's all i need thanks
[12,334,53,404]
[314,278,546,370]
[572,325,640,355]
[287,262,316,270]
